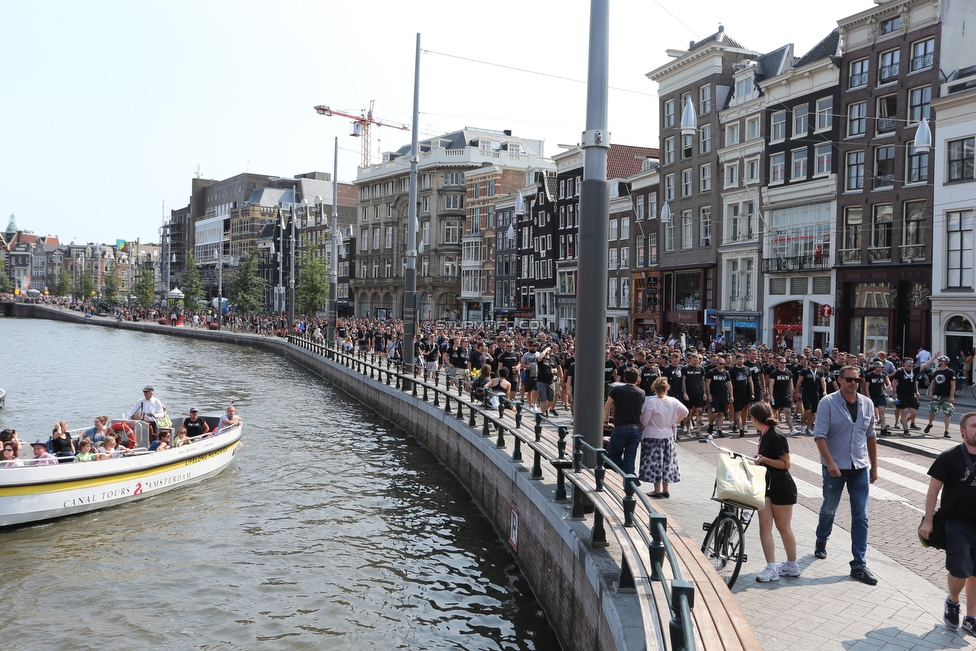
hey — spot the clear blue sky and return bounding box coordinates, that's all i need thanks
[0,0,864,246]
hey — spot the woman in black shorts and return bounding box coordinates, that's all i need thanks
[750,401,800,583]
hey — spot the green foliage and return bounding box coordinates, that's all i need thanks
[75,270,97,300]
[229,251,267,314]
[103,262,121,305]
[0,272,13,294]
[52,269,71,297]
[180,251,204,311]
[295,236,330,316]
[133,266,156,308]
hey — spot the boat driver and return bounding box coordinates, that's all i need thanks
[127,386,166,438]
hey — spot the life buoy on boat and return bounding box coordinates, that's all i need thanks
[111,422,136,449]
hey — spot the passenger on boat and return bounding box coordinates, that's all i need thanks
[182,409,210,439]
[97,435,121,460]
[174,427,190,447]
[0,428,21,455]
[28,439,57,466]
[127,386,166,438]
[148,431,171,452]
[217,405,243,432]
[50,422,76,460]
[84,416,111,446]
[2,444,22,467]
[75,439,97,462]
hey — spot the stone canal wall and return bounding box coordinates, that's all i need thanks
[9,304,644,651]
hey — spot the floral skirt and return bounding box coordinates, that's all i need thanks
[638,437,681,484]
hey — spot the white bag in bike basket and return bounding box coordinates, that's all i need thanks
[714,454,767,510]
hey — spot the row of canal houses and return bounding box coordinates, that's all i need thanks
[350,0,976,360]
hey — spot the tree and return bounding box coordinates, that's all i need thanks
[133,266,156,308]
[295,236,330,316]
[52,269,71,297]
[0,272,13,294]
[229,251,267,314]
[75,269,96,301]
[180,251,204,311]
[103,262,121,305]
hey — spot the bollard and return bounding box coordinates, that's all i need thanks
[622,475,637,527]
[468,406,476,428]
[534,412,543,443]
[570,484,585,520]
[557,426,568,459]
[433,387,440,408]
[497,425,507,450]
[514,403,523,429]
[482,414,491,437]
[592,510,608,547]
[649,513,667,582]
[444,393,452,413]
[555,467,568,502]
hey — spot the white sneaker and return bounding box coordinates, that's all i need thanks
[789,427,802,436]
[777,562,801,578]
[756,566,780,583]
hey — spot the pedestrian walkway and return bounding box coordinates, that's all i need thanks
[545,403,976,651]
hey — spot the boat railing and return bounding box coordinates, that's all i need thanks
[287,334,697,651]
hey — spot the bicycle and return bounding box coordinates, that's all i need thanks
[700,436,758,588]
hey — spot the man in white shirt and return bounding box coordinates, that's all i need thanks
[128,385,166,437]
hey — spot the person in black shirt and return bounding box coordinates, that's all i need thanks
[891,356,923,435]
[729,354,754,437]
[743,349,765,403]
[603,367,646,475]
[767,357,795,425]
[682,353,707,437]
[497,341,521,395]
[795,359,827,436]
[863,361,892,436]
[704,358,733,437]
[182,408,211,439]
[926,354,956,438]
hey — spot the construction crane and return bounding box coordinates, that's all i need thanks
[313,100,410,168]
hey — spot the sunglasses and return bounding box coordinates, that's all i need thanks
[841,376,860,383]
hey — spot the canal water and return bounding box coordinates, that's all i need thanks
[0,318,561,651]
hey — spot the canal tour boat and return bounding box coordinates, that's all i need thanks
[0,417,243,528]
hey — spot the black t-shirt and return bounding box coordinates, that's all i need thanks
[608,383,646,426]
[928,445,976,523]
[537,357,555,384]
[682,365,705,394]
[892,368,918,398]
[743,360,764,394]
[769,368,793,397]
[758,426,790,476]
[183,417,208,438]
[498,350,520,374]
[730,365,752,394]
[931,368,955,397]
[798,368,824,396]
[663,364,682,398]
[865,371,888,398]
[639,364,659,394]
[705,368,730,396]
[449,346,468,369]
[604,358,618,383]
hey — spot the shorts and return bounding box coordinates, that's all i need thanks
[710,397,729,414]
[765,471,798,506]
[771,395,792,411]
[732,392,749,412]
[871,395,888,409]
[374,342,384,353]
[945,519,976,579]
[446,366,458,378]
[896,397,920,411]
[802,394,821,413]
[685,392,705,409]
[929,397,955,416]
[536,382,554,403]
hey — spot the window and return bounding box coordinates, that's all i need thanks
[487,179,495,196]
[850,59,869,88]
[848,102,867,137]
[877,95,897,134]
[843,207,862,253]
[879,16,900,35]
[699,84,712,114]
[911,38,935,72]
[949,138,975,182]
[700,207,712,246]
[445,195,462,210]
[372,227,380,250]
[559,180,565,198]
[725,162,739,188]
[360,227,368,251]
[770,153,785,183]
[681,168,693,197]
[609,219,618,241]
[874,146,895,189]
[649,194,657,222]
[636,237,645,267]
[620,246,630,269]
[948,211,975,288]
[445,220,460,243]
[385,226,393,249]
[422,196,430,213]
[816,98,833,131]
[608,248,617,270]
[681,210,693,249]
[636,195,645,220]
[906,143,929,184]
[735,77,753,100]
[473,182,481,199]
[878,49,900,84]
[700,163,712,192]
[373,205,381,220]
[744,157,759,184]
[700,125,711,154]
[444,172,463,185]
[608,278,617,308]
[846,151,865,190]
[771,112,787,141]
[815,143,832,175]
[421,174,432,189]
[909,86,932,123]
[793,105,809,137]
[664,137,675,165]
[620,216,630,240]
[726,123,740,146]
[681,134,693,159]
[648,233,658,264]
[664,174,675,201]
[872,204,893,249]
[665,219,675,252]
[746,116,761,140]
[903,200,926,249]
[792,149,808,180]
[664,99,675,127]
[422,221,430,246]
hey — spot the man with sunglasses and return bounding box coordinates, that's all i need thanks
[812,365,879,585]
[926,354,956,438]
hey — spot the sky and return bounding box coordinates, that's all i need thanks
[0,0,868,246]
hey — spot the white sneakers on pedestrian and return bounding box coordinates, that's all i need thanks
[756,566,780,582]
[777,561,801,577]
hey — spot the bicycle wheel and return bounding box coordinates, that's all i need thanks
[701,514,745,588]
[956,380,966,396]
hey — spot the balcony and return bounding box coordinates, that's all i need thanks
[839,249,861,264]
[761,254,830,273]
[877,117,897,133]
[879,65,899,84]
[899,244,926,262]
[911,53,933,72]
[868,247,892,262]
[850,72,868,88]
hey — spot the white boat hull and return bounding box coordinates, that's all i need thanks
[0,423,243,527]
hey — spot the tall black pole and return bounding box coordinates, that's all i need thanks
[330,137,339,345]
[402,33,421,382]
[575,0,610,465]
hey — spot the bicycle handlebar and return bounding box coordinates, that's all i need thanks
[705,435,760,462]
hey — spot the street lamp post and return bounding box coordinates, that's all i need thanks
[289,201,296,330]
[330,137,339,345]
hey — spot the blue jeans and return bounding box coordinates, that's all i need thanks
[607,425,642,476]
[815,466,870,567]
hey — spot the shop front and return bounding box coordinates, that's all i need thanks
[837,268,930,357]
[718,313,760,348]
